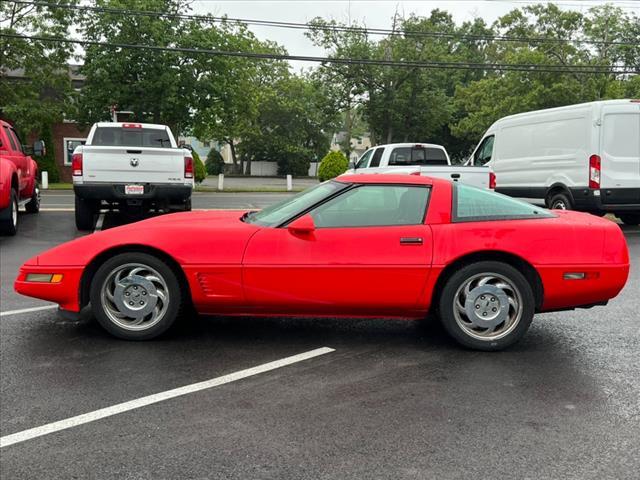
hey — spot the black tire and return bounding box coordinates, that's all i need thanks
[0,189,19,236]
[618,214,640,226]
[183,198,192,211]
[25,184,40,213]
[438,261,535,351]
[75,196,96,230]
[547,192,572,210]
[90,252,184,340]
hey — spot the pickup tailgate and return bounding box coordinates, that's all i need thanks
[81,146,185,184]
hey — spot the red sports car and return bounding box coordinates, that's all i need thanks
[15,175,629,350]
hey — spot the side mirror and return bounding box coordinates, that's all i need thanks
[287,214,315,235]
[33,140,45,157]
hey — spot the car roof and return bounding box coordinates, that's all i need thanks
[336,173,449,187]
[94,122,167,129]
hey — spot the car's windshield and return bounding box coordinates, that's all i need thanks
[243,181,348,227]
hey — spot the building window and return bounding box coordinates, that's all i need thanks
[63,137,87,166]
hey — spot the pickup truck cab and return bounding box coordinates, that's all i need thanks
[0,120,43,235]
[72,122,194,230]
[346,143,494,189]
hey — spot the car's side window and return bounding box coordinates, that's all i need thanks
[453,183,553,222]
[10,129,24,153]
[3,127,17,151]
[369,147,384,167]
[474,135,494,166]
[310,185,430,228]
[355,149,373,169]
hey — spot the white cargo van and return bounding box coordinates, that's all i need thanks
[468,100,640,225]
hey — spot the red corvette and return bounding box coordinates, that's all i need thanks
[15,175,629,350]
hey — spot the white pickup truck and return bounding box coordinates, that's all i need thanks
[346,143,494,189]
[72,122,194,230]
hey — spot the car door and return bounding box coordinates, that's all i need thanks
[242,184,433,316]
[2,126,27,191]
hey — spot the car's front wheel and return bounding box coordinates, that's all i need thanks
[0,188,19,236]
[438,261,535,351]
[25,184,40,213]
[90,252,184,340]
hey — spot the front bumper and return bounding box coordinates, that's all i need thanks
[14,265,84,312]
[571,187,640,213]
[74,183,192,203]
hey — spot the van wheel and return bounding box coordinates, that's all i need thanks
[0,189,19,236]
[25,184,40,213]
[75,196,96,230]
[548,192,572,210]
[438,261,535,351]
[619,214,640,226]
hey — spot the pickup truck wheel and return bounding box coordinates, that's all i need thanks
[25,184,40,213]
[0,189,19,236]
[183,199,192,211]
[90,253,183,340]
[619,214,640,226]
[75,196,96,230]
[438,261,535,351]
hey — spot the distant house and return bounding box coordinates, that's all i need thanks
[330,132,372,161]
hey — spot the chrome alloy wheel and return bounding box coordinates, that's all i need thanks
[552,199,567,210]
[11,195,17,227]
[100,263,169,331]
[453,272,523,341]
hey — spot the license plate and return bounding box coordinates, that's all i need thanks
[125,185,144,195]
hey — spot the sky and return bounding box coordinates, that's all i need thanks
[190,0,639,70]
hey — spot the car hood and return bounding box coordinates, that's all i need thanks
[29,210,261,267]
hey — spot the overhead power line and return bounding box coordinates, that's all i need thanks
[8,0,639,47]
[1,33,637,75]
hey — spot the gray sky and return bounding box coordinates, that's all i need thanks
[190,0,639,70]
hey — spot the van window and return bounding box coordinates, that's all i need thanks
[474,136,494,165]
[370,147,385,167]
[453,183,553,222]
[91,127,173,148]
[603,113,640,158]
[388,147,447,166]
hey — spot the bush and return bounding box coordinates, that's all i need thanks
[318,150,348,182]
[37,124,60,183]
[192,150,206,183]
[205,148,225,175]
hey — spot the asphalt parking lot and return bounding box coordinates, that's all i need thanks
[1,193,639,479]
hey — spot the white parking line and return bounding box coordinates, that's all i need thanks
[94,213,105,232]
[0,346,335,448]
[0,305,58,317]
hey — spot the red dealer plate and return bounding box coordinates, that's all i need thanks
[125,185,144,195]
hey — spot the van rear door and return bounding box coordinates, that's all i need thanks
[599,103,640,201]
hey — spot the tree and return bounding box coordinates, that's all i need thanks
[205,148,224,175]
[0,1,77,132]
[318,150,348,182]
[192,150,206,183]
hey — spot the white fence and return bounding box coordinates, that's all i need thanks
[242,161,319,177]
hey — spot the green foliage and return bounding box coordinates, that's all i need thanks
[276,146,311,176]
[318,151,348,182]
[205,148,225,175]
[36,125,60,183]
[192,150,206,183]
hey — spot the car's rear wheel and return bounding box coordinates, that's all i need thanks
[618,213,640,226]
[25,184,40,213]
[548,192,572,210]
[75,196,97,230]
[90,253,183,340]
[0,188,19,236]
[438,261,535,351]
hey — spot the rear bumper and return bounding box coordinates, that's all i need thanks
[571,187,640,213]
[74,183,192,203]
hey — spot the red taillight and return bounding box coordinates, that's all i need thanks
[122,123,142,129]
[589,154,601,189]
[71,153,83,176]
[184,156,193,179]
[489,171,496,189]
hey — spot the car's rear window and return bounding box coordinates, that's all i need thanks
[453,183,554,222]
[91,127,173,148]
[388,147,448,166]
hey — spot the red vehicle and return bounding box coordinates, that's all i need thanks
[15,175,629,350]
[0,119,43,235]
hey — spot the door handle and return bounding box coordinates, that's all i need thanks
[451,173,461,179]
[126,150,142,154]
[400,237,423,245]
